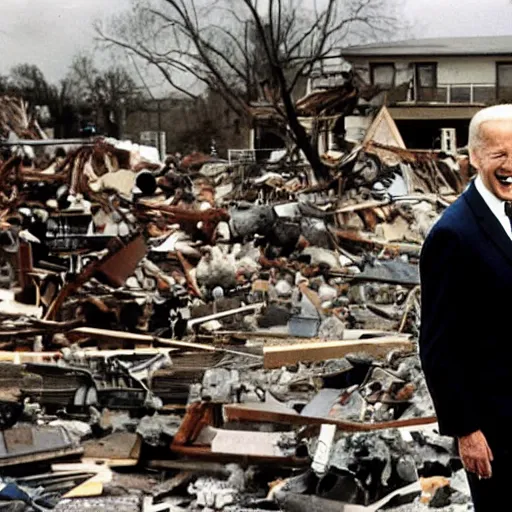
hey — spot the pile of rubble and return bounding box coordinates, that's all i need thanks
[0,119,474,511]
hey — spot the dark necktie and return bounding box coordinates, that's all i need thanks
[505,202,512,231]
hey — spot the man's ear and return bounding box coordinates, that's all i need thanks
[469,147,480,171]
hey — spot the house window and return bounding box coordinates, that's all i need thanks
[497,63,512,101]
[415,63,439,101]
[370,63,395,89]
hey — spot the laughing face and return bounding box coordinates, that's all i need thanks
[470,119,512,202]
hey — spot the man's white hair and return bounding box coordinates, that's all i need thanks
[469,104,512,151]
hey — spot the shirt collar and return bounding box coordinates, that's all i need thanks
[474,175,507,219]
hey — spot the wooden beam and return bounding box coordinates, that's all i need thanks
[169,445,309,467]
[264,336,413,368]
[0,446,83,468]
[187,302,265,328]
[65,348,176,358]
[0,351,60,364]
[209,329,396,341]
[224,404,437,432]
[71,327,216,352]
[146,459,231,475]
[62,478,104,499]
[70,327,262,359]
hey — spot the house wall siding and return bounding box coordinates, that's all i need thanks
[437,58,495,84]
[349,56,512,86]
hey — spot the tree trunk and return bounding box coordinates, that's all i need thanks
[276,69,330,183]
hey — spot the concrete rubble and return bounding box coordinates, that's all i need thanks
[0,94,476,511]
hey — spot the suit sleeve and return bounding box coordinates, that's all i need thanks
[418,225,480,437]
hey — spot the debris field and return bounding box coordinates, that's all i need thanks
[0,95,475,511]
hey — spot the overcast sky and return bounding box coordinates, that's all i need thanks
[0,0,132,81]
[2,0,512,88]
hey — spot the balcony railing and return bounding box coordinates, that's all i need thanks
[394,83,499,105]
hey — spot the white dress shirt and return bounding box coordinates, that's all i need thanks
[474,175,512,240]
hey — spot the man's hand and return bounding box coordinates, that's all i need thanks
[458,430,494,479]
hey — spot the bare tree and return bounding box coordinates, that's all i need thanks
[6,64,73,136]
[9,65,57,105]
[97,0,400,181]
[67,53,143,138]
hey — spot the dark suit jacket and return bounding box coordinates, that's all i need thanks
[419,180,512,438]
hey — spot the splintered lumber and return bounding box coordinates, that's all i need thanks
[170,443,309,467]
[81,432,141,467]
[172,402,216,446]
[187,302,265,327]
[48,464,113,498]
[263,336,412,368]
[211,329,393,342]
[0,351,60,364]
[70,327,262,359]
[66,348,176,358]
[62,477,104,499]
[71,327,217,351]
[146,460,231,476]
[15,469,104,500]
[224,404,437,432]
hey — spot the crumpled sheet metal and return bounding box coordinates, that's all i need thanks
[295,85,359,117]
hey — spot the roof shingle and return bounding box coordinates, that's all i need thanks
[341,36,512,57]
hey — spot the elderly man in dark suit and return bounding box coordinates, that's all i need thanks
[419,104,512,510]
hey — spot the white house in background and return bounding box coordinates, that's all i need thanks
[340,36,512,149]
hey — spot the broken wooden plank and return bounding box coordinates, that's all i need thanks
[0,351,60,364]
[81,457,139,468]
[224,403,437,432]
[187,302,265,328]
[68,348,176,358]
[176,250,203,298]
[297,282,324,315]
[0,446,83,468]
[52,462,113,479]
[81,432,141,466]
[71,327,216,352]
[211,329,396,343]
[172,402,217,446]
[147,459,231,476]
[170,444,309,467]
[70,327,262,359]
[333,199,390,214]
[49,464,112,498]
[96,234,147,287]
[264,336,413,368]
[62,477,104,499]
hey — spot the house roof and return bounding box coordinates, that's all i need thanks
[341,36,512,58]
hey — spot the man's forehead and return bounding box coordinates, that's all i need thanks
[480,118,512,136]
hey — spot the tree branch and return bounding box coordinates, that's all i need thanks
[97,30,199,100]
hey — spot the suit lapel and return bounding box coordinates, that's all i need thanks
[463,180,512,264]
